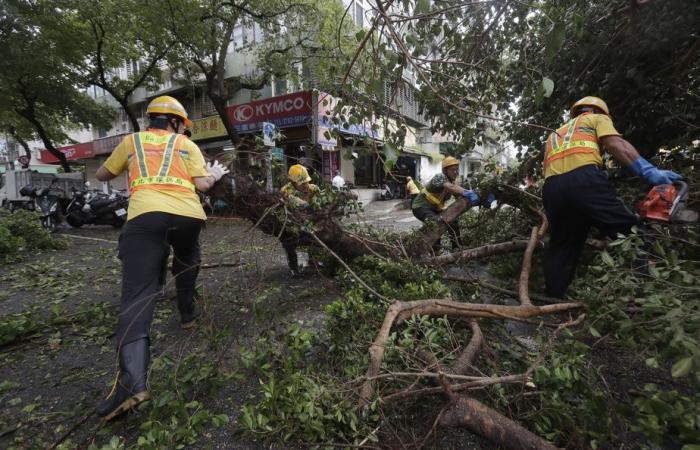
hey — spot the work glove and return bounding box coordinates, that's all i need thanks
[628,157,682,186]
[206,160,230,182]
[462,190,480,205]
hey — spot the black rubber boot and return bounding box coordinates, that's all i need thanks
[177,289,201,329]
[284,245,300,275]
[96,338,151,420]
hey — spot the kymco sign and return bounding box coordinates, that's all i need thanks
[227,91,312,133]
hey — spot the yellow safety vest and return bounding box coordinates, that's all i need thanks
[544,114,602,178]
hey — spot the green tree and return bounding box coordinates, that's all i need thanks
[158,0,335,145]
[345,1,698,168]
[67,0,173,132]
[504,0,700,159]
[0,0,112,171]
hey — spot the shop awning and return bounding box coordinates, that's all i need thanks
[402,146,443,161]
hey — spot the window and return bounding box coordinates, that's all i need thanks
[253,24,264,43]
[354,1,364,27]
[274,78,287,95]
[231,25,245,48]
[131,60,140,76]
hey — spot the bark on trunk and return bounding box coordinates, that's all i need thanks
[424,240,532,266]
[440,396,560,450]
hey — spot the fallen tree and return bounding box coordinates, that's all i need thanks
[208,166,485,261]
[205,151,592,448]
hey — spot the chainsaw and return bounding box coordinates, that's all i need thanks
[637,181,698,223]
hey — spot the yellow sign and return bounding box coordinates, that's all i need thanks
[190,116,227,141]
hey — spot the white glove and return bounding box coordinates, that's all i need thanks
[206,160,229,182]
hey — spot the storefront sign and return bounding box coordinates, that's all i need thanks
[316,92,338,148]
[262,122,275,146]
[227,91,312,133]
[314,91,383,145]
[190,116,227,141]
[40,141,95,163]
[271,147,284,161]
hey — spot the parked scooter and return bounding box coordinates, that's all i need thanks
[379,180,400,200]
[18,177,64,233]
[65,185,128,228]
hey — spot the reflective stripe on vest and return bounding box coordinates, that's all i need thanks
[544,116,600,167]
[422,189,445,209]
[129,132,195,192]
[130,175,195,191]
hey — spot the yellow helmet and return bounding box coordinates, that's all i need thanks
[288,164,311,184]
[570,96,610,117]
[147,96,193,127]
[442,156,460,170]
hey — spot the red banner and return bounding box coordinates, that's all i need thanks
[40,141,96,163]
[226,91,312,133]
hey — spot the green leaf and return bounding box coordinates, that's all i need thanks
[671,357,693,377]
[542,77,554,98]
[601,251,615,267]
[544,21,566,63]
[415,0,430,15]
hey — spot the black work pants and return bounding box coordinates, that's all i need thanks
[116,212,203,347]
[543,165,640,298]
[412,206,461,250]
[279,232,313,272]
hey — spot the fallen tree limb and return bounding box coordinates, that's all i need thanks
[439,395,559,450]
[199,261,246,269]
[518,226,540,306]
[380,373,529,404]
[422,239,533,266]
[443,274,564,305]
[359,299,583,405]
[450,319,483,375]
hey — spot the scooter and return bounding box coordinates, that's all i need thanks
[18,178,64,233]
[65,187,128,228]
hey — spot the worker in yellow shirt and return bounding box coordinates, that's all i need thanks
[542,96,681,298]
[280,164,320,275]
[93,96,229,420]
[406,176,420,201]
[411,156,482,250]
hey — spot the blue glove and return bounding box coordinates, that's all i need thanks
[628,157,683,186]
[462,190,480,205]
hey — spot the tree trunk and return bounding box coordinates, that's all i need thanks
[116,96,140,132]
[17,110,70,172]
[207,85,240,146]
[208,170,472,260]
[440,395,560,450]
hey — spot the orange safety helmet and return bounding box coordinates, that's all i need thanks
[570,96,610,117]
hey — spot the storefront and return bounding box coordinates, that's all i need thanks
[314,91,384,189]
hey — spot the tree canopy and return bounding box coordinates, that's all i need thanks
[0,0,113,170]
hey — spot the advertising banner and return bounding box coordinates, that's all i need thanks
[227,91,312,133]
[40,141,95,163]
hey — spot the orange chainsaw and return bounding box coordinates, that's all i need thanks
[637,181,698,223]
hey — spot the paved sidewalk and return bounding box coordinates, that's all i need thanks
[345,198,421,232]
